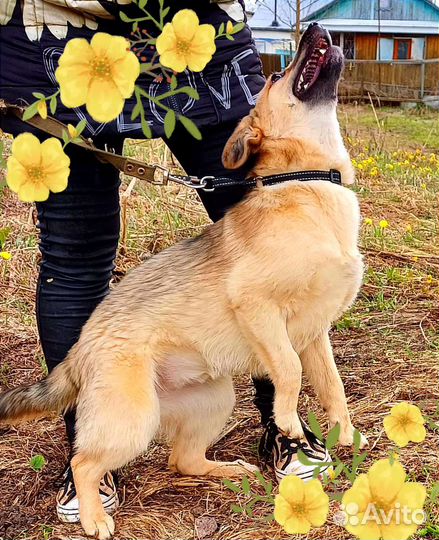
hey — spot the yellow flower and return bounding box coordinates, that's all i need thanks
[55,33,140,123]
[226,21,234,34]
[156,9,216,73]
[342,459,426,540]
[0,251,12,260]
[6,133,70,203]
[421,183,427,190]
[412,256,419,262]
[426,275,433,285]
[379,219,389,229]
[364,218,373,226]
[274,475,329,534]
[383,402,426,447]
[37,100,47,119]
[405,224,412,233]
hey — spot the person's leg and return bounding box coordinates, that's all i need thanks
[35,141,122,520]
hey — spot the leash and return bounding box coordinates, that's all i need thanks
[0,102,342,191]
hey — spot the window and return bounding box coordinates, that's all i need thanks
[393,39,412,60]
[343,33,355,59]
[330,32,341,47]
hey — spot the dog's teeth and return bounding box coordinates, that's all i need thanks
[319,48,326,54]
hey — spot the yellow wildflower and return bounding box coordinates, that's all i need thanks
[412,256,419,262]
[421,183,427,190]
[357,163,364,170]
[156,9,216,73]
[0,251,12,260]
[342,459,426,540]
[37,100,47,119]
[370,167,378,177]
[383,402,426,447]
[379,220,389,229]
[426,275,433,285]
[364,218,373,226]
[406,224,412,233]
[6,133,70,202]
[55,33,140,123]
[274,475,329,534]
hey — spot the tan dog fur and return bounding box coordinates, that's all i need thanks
[0,38,367,539]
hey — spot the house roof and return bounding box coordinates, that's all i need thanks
[248,0,439,31]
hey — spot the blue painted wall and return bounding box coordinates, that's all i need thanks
[310,0,439,22]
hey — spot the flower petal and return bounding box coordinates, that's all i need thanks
[40,138,70,173]
[284,514,311,535]
[304,479,329,526]
[191,24,216,55]
[380,522,419,540]
[56,65,91,108]
[406,404,425,424]
[395,482,427,511]
[186,51,214,72]
[390,402,410,418]
[408,422,426,443]
[345,518,381,540]
[273,494,292,525]
[91,33,129,62]
[279,474,305,503]
[44,170,69,193]
[368,459,406,504]
[159,50,188,73]
[156,24,177,54]
[6,156,29,192]
[342,474,372,513]
[86,77,124,122]
[18,181,49,202]
[58,37,94,67]
[384,416,410,447]
[172,9,199,41]
[111,52,140,98]
[11,133,42,168]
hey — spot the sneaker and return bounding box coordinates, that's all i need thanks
[258,416,332,483]
[56,465,119,523]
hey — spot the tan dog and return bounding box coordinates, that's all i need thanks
[0,23,367,539]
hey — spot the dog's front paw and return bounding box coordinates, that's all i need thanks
[338,426,368,448]
[274,411,304,439]
[81,513,115,540]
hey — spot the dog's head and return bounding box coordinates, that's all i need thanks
[223,23,354,184]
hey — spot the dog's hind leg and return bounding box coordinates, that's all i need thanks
[162,377,258,479]
[72,352,160,539]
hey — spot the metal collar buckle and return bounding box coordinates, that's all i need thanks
[153,164,215,191]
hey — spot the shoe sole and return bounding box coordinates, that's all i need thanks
[57,493,119,524]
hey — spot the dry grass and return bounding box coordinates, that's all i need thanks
[0,103,438,540]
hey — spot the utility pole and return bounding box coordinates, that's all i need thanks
[295,0,301,50]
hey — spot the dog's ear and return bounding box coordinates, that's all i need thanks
[222,114,262,169]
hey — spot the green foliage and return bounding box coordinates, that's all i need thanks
[30,454,46,472]
[223,471,274,521]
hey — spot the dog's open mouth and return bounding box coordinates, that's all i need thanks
[294,36,330,96]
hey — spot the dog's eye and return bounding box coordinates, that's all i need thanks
[271,71,285,83]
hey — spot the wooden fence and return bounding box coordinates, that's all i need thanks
[260,54,439,102]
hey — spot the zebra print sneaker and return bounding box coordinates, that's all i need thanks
[56,465,119,523]
[258,416,332,483]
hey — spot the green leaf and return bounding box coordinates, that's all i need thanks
[49,94,57,115]
[231,504,243,514]
[164,110,176,139]
[141,116,152,138]
[217,22,225,36]
[226,34,234,41]
[32,92,45,100]
[0,227,11,247]
[307,411,323,441]
[178,86,200,100]
[222,479,240,493]
[61,130,70,145]
[326,423,340,450]
[75,119,87,136]
[138,0,147,8]
[161,6,170,18]
[0,141,6,169]
[22,102,39,121]
[170,75,177,91]
[231,22,245,34]
[353,428,362,453]
[429,481,439,502]
[297,448,316,466]
[179,116,202,140]
[119,11,132,22]
[132,21,138,32]
[241,475,250,495]
[131,103,141,121]
[30,454,46,472]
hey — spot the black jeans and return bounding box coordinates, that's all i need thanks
[35,122,275,445]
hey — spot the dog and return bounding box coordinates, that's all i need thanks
[0,23,367,539]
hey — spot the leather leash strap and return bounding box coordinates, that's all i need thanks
[1,103,164,184]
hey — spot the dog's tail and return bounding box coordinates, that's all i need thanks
[0,360,79,425]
